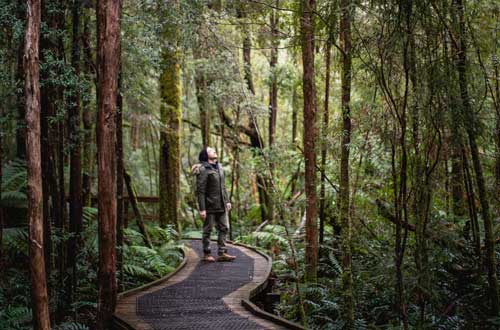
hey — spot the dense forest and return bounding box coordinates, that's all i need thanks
[1,0,499,329]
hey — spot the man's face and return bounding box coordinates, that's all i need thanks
[207,147,218,163]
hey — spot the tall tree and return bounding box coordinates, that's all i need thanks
[240,7,272,223]
[319,6,334,245]
[339,0,354,326]
[452,0,500,315]
[67,0,83,307]
[81,7,94,207]
[268,0,279,147]
[16,2,26,160]
[96,0,121,327]
[159,1,182,233]
[0,105,3,262]
[116,60,125,292]
[300,0,318,283]
[193,26,211,148]
[24,0,51,327]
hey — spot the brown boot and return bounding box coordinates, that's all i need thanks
[202,254,215,262]
[217,252,236,262]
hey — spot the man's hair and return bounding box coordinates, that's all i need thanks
[198,147,208,162]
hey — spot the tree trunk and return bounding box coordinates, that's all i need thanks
[462,148,481,258]
[124,170,153,248]
[453,0,500,315]
[82,8,94,207]
[300,0,318,284]
[239,8,271,223]
[407,0,430,325]
[159,2,182,234]
[319,28,332,245]
[24,0,51,327]
[16,5,26,160]
[339,0,354,326]
[56,96,66,323]
[495,60,500,212]
[67,0,83,309]
[0,105,3,262]
[116,63,124,291]
[39,0,67,300]
[292,81,299,145]
[96,0,121,327]
[194,44,211,147]
[268,1,279,147]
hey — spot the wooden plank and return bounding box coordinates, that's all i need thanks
[113,239,295,330]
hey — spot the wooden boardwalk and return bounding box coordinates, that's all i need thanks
[113,240,296,330]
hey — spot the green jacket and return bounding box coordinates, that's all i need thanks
[195,162,229,213]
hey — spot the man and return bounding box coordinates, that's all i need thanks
[195,147,236,262]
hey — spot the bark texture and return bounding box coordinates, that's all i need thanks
[96,0,121,327]
[67,0,83,307]
[339,0,355,327]
[159,3,182,233]
[24,0,51,327]
[300,0,318,283]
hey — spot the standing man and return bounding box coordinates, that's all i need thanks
[195,147,236,262]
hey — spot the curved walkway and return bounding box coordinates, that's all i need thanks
[114,240,289,330]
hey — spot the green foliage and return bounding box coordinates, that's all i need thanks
[0,306,31,330]
[53,323,89,330]
[1,159,27,208]
[121,226,182,287]
[2,227,28,258]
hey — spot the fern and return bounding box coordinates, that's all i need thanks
[54,322,89,330]
[3,228,29,257]
[123,264,155,280]
[251,231,288,247]
[148,224,178,242]
[0,306,31,330]
[82,207,98,223]
[124,227,146,245]
[0,191,26,208]
[1,159,27,208]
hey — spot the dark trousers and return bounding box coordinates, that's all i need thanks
[202,211,228,255]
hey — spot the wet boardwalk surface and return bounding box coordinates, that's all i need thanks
[114,240,288,330]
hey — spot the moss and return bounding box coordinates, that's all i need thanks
[159,25,182,235]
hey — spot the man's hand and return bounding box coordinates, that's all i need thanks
[226,203,232,211]
[200,210,207,220]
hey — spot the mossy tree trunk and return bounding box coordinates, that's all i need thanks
[159,4,182,234]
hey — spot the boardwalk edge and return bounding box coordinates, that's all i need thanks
[112,245,189,330]
[229,241,305,330]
